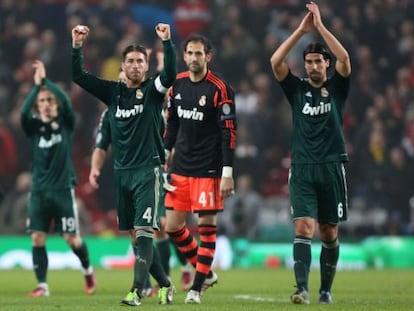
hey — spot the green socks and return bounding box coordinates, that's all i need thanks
[33,246,48,283]
[293,236,311,290]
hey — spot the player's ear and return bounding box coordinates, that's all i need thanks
[206,53,212,63]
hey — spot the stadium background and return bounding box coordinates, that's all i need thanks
[0,0,414,269]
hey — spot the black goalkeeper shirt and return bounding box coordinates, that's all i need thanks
[164,70,236,177]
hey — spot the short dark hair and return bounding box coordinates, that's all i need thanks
[303,42,332,64]
[122,44,148,62]
[183,33,213,54]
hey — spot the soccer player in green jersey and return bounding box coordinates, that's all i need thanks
[21,60,95,297]
[270,1,351,305]
[89,105,192,297]
[72,23,176,306]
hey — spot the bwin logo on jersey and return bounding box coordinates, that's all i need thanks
[38,133,62,148]
[115,105,144,118]
[177,105,204,121]
[302,102,331,116]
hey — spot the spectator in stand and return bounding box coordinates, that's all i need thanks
[234,79,258,118]
[0,117,18,191]
[174,0,211,40]
[0,171,31,234]
[401,118,414,159]
[220,174,262,239]
[359,121,389,223]
[385,146,414,235]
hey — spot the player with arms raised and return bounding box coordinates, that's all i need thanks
[270,1,351,305]
[72,23,176,306]
[21,60,95,297]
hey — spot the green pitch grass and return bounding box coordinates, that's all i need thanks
[1,267,413,310]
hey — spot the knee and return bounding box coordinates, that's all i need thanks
[294,218,315,238]
[31,232,46,246]
[165,220,185,233]
[154,228,168,240]
[319,223,338,241]
[64,234,82,248]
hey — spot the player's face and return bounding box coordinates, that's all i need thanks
[184,41,211,74]
[122,51,148,84]
[304,53,329,84]
[36,89,58,121]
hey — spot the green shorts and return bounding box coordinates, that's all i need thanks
[289,162,348,224]
[158,187,166,218]
[115,166,161,231]
[27,188,80,234]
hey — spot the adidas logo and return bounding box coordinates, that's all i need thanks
[305,91,312,97]
[175,93,182,100]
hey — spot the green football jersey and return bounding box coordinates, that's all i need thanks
[21,79,77,191]
[73,40,176,170]
[279,70,350,164]
[95,107,166,163]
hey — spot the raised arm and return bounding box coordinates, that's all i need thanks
[155,23,177,90]
[71,24,115,102]
[270,12,313,81]
[20,62,43,132]
[307,1,351,77]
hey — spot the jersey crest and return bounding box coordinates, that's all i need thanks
[199,95,206,106]
[136,89,143,99]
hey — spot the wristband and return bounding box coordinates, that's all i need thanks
[165,149,171,160]
[222,166,233,178]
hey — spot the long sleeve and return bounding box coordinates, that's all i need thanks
[158,40,177,89]
[219,84,237,167]
[20,85,40,135]
[72,47,115,103]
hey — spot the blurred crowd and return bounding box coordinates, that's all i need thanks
[1,0,414,238]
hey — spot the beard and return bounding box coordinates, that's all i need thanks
[129,77,140,84]
[189,63,203,74]
[309,72,324,84]
[126,71,143,84]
